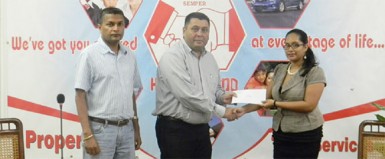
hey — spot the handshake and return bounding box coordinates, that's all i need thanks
[221,92,277,121]
[223,106,247,121]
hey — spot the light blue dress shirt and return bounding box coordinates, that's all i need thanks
[75,37,142,120]
[153,39,227,124]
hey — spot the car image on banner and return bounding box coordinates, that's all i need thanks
[251,0,305,12]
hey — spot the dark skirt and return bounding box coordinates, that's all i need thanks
[272,126,323,159]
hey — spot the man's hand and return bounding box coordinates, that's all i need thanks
[224,107,238,121]
[135,133,142,150]
[84,136,100,156]
[233,107,247,119]
[222,92,237,104]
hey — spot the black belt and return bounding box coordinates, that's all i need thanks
[89,116,129,127]
[157,115,208,126]
[157,115,182,121]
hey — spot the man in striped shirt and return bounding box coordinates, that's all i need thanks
[75,7,142,159]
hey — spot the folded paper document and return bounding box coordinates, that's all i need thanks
[232,89,266,104]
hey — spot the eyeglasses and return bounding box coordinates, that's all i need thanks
[283,43,305,50]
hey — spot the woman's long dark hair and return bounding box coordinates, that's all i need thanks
[286,29,318,77]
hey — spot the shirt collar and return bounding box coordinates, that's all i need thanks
[97,37,128,55]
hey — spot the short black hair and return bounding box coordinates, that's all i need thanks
[184,12,210,27]
[99,7,128,27]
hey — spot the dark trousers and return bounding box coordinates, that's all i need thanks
[273,126,323,159]
[155,116,212,159]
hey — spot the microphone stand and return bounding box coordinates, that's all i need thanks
[60,104,63,159]
[57,94,65,159]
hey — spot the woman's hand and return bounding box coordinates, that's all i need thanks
[262,99,275,109]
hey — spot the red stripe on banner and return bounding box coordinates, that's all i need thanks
[8,96,79,122]
[229,8,244,52]
[323,99,385,121]
[138,149,156,159]
[144,1,174,44]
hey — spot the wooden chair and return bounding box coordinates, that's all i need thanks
[358,120,385,159]
[0,118,24,159]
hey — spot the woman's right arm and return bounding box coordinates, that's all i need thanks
[234,103,263,118]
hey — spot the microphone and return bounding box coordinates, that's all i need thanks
[57,94,65,108]
[56,94,65,159]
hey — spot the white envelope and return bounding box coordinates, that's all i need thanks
[232,89,266,104]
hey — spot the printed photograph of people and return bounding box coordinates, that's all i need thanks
[245,61,288,116]
[80,0,142,28]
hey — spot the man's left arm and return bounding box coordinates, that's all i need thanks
[213,74,237,120]
[132,56,142,150]
[132,94,141,150]
[214,73,236,105]
[221,92,236,105]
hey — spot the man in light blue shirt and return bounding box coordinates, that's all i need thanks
[153,12,237,159]
[75,7,142,159]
